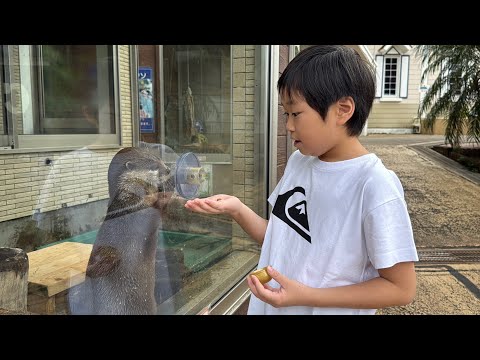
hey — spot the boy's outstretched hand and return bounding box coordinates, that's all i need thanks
[247,266,309,308]
[184,194,243,217]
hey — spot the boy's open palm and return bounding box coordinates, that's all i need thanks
[247,266,308,308]
[184,194,242,217]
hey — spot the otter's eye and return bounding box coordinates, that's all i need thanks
[125,161,137,170]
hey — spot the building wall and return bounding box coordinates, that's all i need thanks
[276,45,290,182]
[232,45,258,251]
[367,45,423,132]
[367,45,450,135]
[119,45,133,147]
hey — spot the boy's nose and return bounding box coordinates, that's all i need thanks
[285,116,295,132]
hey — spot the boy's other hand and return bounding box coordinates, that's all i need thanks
[247,266,308,308]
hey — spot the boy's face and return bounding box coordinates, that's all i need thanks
[281,92,349,161]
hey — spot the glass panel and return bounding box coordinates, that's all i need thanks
[0,45,265,315]
[383,56,399,97]
[163,45,231,161]
[38,45,115,135]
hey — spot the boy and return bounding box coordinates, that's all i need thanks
[185,45,418,315]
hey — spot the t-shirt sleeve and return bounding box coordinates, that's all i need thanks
[364,198,419,269]
[267,178,283,207]
[267,150,300,207]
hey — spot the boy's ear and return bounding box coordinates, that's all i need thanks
[336,97,355,125]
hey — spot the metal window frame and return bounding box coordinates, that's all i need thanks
[268,45,279,199]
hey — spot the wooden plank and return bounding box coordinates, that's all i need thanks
[27,293,56,315]
[0,248,29,312]
[28,242,93,297]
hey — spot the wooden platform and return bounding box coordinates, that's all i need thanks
[27,242,93,314]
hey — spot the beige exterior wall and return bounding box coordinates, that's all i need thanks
[367,45,423,131]
[231,45,257,251]
[0,45,134,223]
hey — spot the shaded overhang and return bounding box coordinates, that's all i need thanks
[378,45,412,55]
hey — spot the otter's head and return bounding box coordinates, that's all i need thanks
[108,147,175,209]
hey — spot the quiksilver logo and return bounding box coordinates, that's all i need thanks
[272,186,311,243]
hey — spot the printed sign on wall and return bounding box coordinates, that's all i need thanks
[139,67,154,133]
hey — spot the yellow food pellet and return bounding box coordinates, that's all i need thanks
[250,267,272,284]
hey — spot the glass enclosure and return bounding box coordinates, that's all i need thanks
[0,45,267,315]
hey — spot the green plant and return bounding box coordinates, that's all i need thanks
[414,45,480,148]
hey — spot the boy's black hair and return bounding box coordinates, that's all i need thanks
[277,45,376,137]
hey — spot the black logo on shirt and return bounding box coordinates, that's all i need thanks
[272,186,311,243]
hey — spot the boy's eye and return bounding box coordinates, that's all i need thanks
[283,112,299,119]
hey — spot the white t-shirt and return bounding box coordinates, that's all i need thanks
[248,150,418,315]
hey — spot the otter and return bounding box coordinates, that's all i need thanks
[69,146,176,315]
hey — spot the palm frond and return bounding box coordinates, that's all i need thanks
[413,45,480,147]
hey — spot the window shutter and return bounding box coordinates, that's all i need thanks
[400,55,410,98]
[375,55,384,98]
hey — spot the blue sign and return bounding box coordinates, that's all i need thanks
[139,67,155,133]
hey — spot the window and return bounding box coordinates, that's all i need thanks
[443,63,462,98]
[375,47,410,99]
[383,56,400,96]
[37,45,116,135]
[162,45,232,163]
[1,45,120,149]
[449,75,462,96]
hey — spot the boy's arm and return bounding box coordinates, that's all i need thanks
[249,261,416,309]
[231,202,269,245]
[303,261,416,308]
[231,203,268,245]
[185,195,268,245]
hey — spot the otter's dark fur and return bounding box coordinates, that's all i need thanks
[69,147,175,315]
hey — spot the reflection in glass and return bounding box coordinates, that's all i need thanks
[39,45,116,134]
[163,45,231,157]
[68,146,177,314]
[65,144,231,314]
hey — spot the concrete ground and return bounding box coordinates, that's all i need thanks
[359,134,480,315]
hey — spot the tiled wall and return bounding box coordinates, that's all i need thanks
[232,45,257,251]
[277,45,290,181]
[0,149,115,223]
[119,45,133,147]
